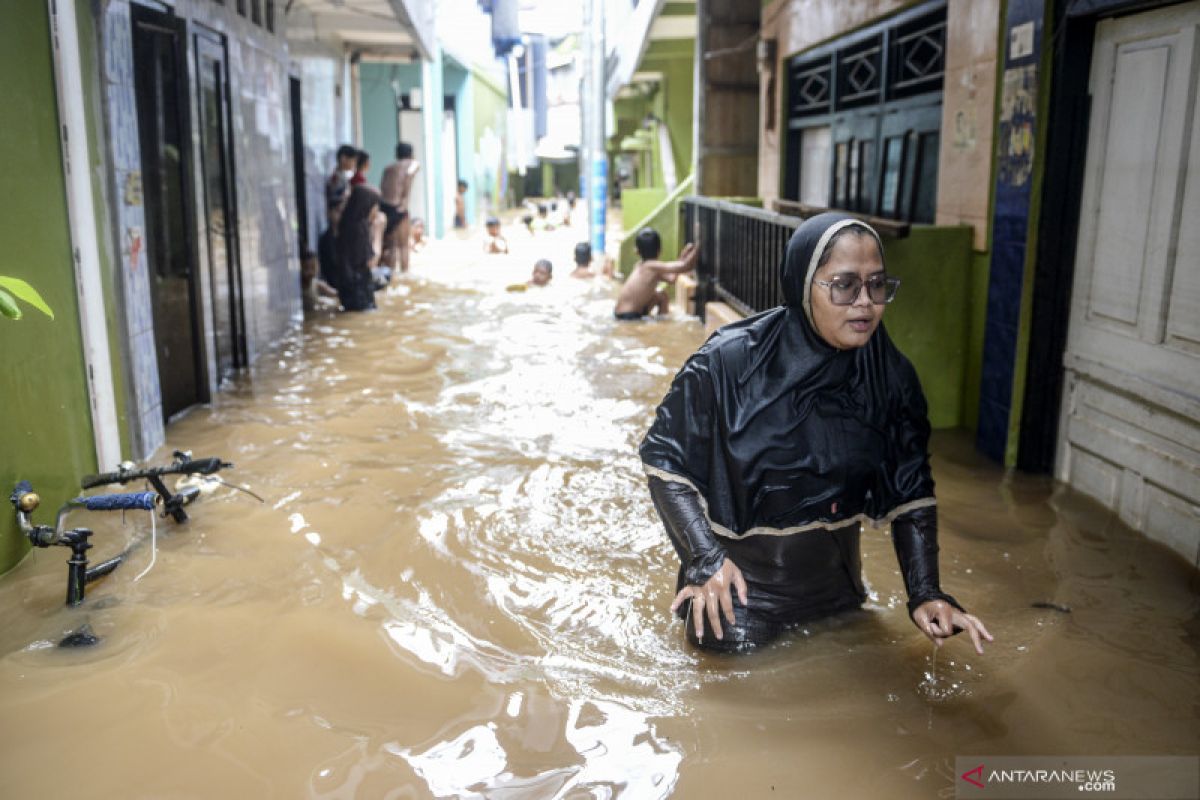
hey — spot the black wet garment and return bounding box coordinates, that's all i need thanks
[640,212,961,649]
[335,184,380,312]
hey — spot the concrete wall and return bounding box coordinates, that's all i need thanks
[294,46,351,251]
[759,0,999,249]
[99,0,301,458]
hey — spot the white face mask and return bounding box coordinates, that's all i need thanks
[342,169,355,180]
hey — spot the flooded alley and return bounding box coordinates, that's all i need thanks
[0,222,1197,799]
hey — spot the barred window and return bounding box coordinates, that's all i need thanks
[784,1,945,223]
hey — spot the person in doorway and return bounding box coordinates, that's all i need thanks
[483,217,509,254]
[351,150,370,186]
[570,242,594,279]
[454,179,468,229]
[319,144,359,288]
[641,212,993,654]
[528,259,553,287]
[379,142,420,275]
[613,228,697,320]
[334,184,381,311]
[325,144,357,227]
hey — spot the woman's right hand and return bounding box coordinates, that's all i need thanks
[670,557,748,641]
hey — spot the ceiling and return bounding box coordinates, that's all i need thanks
[286,0,435,58]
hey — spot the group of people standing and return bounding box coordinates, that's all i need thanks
[316,143,421,312]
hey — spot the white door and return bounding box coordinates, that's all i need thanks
[1056,2,1200,566]
[398,109,426,224]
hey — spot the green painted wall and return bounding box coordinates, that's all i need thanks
[617,174,695,276]
[471,69,508,213]
[881,226,975,429]
[0,4,100,574]
[622,187,669,229]
[641,38,694,183]
[963,249,991,432]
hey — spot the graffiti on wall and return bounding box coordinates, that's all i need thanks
[997,64,1036,189]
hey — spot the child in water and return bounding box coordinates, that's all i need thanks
[529,259,553,286]
[483,217,509,254]
[613,227,698,320]
[505,259,553,292]
[570,242,594,279]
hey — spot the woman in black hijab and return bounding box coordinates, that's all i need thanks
[334,184,381,312]
[641,212,992,653]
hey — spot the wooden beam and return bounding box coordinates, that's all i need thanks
[771,199,912,238]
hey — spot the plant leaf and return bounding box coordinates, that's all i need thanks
[0,287,22,320]
[0,276,54,319]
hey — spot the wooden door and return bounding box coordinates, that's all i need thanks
[1056,2,1200,565]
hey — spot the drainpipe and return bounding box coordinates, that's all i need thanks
[46,0,122,470]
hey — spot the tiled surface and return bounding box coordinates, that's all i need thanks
[976,0,1044,463]
[100,1,301,457]
[103,1,163,459]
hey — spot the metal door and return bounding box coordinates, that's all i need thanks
[1056,2,1200,564]
[194,29,245,382]
[132,6,207,420]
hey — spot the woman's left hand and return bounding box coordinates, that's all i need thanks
[912,600,993,655]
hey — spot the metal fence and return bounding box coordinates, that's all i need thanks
[680,197,803,321]
[680,197,911,321]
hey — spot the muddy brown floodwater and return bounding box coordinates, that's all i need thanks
[0,220,1196,799]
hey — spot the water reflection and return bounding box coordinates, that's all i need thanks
[0,223,1195,798]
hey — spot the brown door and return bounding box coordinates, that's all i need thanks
[132,6,207,419]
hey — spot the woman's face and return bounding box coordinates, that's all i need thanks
[810,232,885,350]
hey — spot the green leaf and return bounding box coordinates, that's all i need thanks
[0,287,22,320]
[0,276,54,319]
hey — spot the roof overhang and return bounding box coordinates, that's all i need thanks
[286,0,436,60]
[606,0,695,99]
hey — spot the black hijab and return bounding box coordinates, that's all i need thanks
[639,212,934,537]
[336,184,380,271]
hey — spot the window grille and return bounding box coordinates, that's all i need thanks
[784,1,945,224]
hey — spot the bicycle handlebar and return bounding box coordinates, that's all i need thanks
[71,492,159,512]
[80,456,232,489]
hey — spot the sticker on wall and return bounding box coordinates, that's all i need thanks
[954,109,977,151]
[124,171,143,206]
[997,65,1037,189]
[126,226,143,273]
[1010,21,1035,60]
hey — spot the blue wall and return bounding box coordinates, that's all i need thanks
[358,61,422,187]
[977,0,1044,463]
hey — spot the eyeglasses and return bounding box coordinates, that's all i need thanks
[813,274,901,305]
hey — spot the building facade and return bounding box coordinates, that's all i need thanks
[0,0,431,575]
[757,0,1200,563]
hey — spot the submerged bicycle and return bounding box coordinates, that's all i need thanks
[9,452,249,632]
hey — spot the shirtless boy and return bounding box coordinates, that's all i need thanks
[613,228,698,320]
[570,242,594,278]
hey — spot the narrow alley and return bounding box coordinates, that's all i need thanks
[0,220,1195,798]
